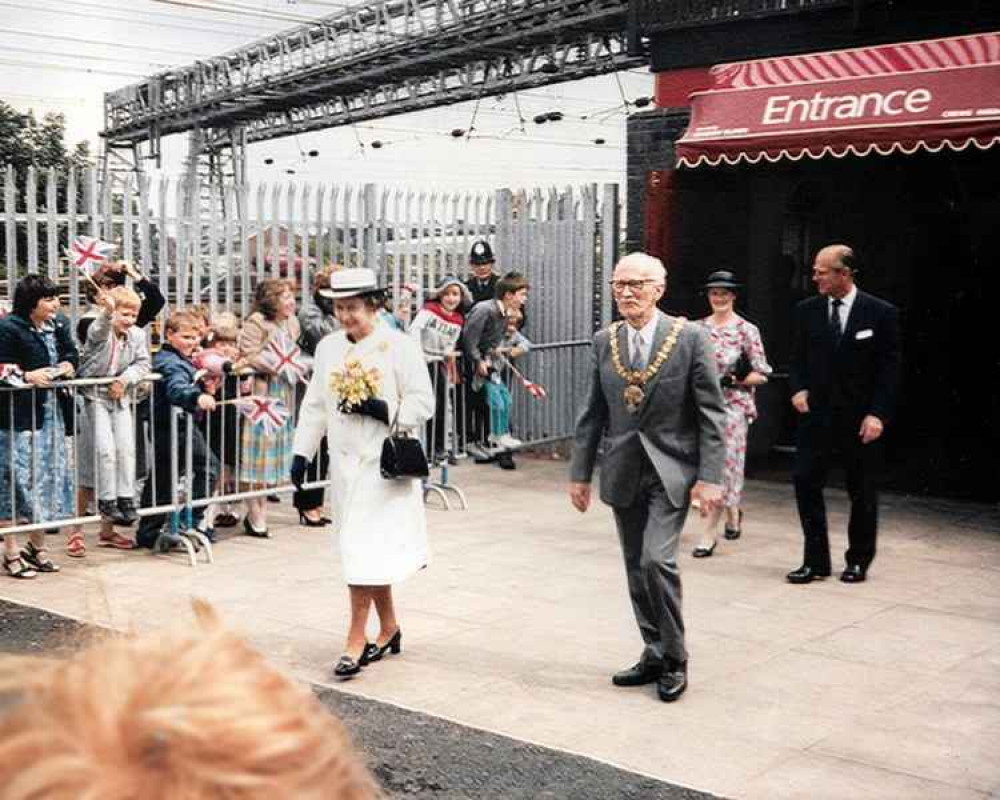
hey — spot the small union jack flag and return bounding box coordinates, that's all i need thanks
[66,235,117,275]
[523,379,547,399]
[259,329,311,384]
[237,395,291,435]
[499,355,547,400]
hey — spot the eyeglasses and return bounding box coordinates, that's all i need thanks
[609,279,661,294]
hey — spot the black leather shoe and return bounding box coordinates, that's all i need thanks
[360,642,378,665]
[611,661,661,687]
[724,509,743,540]
[366,629,402,663]
[840,564,867,583]
[243,517,271,539]
[786,565,831,584]
[333,655,362,678]
[657,661,688,702]
[692,541,716,558]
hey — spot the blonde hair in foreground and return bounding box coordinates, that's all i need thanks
[0,600,379,800]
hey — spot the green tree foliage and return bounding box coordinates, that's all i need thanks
[0,101,93,273]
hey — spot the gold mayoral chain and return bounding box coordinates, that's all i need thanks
[609,318,687,413]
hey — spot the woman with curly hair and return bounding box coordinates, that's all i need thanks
[238,278,300,537]
[0,601,379,799]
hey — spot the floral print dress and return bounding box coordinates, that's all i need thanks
[699,315,772,507]
[0,324,75,523]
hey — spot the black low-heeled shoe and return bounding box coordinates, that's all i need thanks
[333,655,362,677]
[366,629,402,663]
[334,643,376,678]
[242,517,271,538]
[297,512,331,528]
[724,509,744,540]
[692,541,716,558]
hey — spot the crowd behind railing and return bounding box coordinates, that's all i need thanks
[0,251,542,577]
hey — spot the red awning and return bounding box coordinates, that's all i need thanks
[675,33,1000,168]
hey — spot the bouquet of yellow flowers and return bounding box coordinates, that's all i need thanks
[329,358,382,412]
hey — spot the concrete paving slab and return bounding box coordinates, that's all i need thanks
[1,456,998,798]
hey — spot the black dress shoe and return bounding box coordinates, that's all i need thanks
[611,661,661,687]
[692,540,716,558]
[724,509,743,540]
[366,629,402,663]
[333,655,362,678]
[243,517,271,538]
[657,661,688,702]
[840,564,867,583]
[786,565,831,584]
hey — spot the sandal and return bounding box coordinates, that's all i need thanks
[20,541,60,573]
[99,531,136,550]
[66,531,87,558]
[3,555,38,579]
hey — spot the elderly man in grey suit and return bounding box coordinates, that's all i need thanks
[569,252,727,702]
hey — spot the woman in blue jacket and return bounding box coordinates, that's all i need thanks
[0,275,79,579]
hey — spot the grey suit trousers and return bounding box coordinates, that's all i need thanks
[612,455,689,667]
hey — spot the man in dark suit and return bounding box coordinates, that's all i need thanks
[569,252,727,702]
[788,244,901,585]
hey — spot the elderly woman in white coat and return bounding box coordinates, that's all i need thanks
[292,268,435,678]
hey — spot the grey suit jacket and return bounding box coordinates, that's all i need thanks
[569,312,728,509]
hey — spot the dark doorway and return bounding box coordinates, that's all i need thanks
[667,148,999,501]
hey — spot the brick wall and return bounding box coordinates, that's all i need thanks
[624,107,689,253]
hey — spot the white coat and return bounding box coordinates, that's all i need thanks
[293,321,435,585]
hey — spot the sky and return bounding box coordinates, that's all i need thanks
[0,0,653,192]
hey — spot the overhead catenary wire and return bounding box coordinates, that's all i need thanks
[52,0,279,32]
[0,57,146,79]
[0,27,209,59]
[0,0,276,40]
[152,0,339,26]
[0,44,178,69]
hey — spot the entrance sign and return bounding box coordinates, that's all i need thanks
[675,33,1000,168]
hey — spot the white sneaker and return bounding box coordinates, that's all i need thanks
[497,434,522,449]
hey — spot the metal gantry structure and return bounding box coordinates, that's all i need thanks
[102,0,644,184]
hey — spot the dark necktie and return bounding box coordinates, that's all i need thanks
[830,298,843,342]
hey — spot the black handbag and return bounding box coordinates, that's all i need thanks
[732,349,752,381]
[380,406,429,480]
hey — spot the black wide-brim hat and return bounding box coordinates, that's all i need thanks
[703,270,741,291]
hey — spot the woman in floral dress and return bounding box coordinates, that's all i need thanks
[693,271,772,558]
[0,275,78,578]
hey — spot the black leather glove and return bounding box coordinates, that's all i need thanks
[290,454,309,490]
[349,397,390,425]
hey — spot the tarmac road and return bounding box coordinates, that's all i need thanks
[0,598,717,800]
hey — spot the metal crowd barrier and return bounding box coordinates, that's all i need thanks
[0,336,588,565]
[422,355,467,511]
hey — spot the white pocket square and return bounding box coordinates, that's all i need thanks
[855,329,873,340]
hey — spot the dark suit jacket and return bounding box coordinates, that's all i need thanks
[570,313,727,509]
[789,290,901,423]
[464,273,499,306]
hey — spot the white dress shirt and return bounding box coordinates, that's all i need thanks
[830,285,857,331]
[626,314,659,368]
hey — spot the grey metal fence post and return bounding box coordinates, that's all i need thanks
[362,183,377,273]
[494,188,513,274]
[598,183,620,331]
